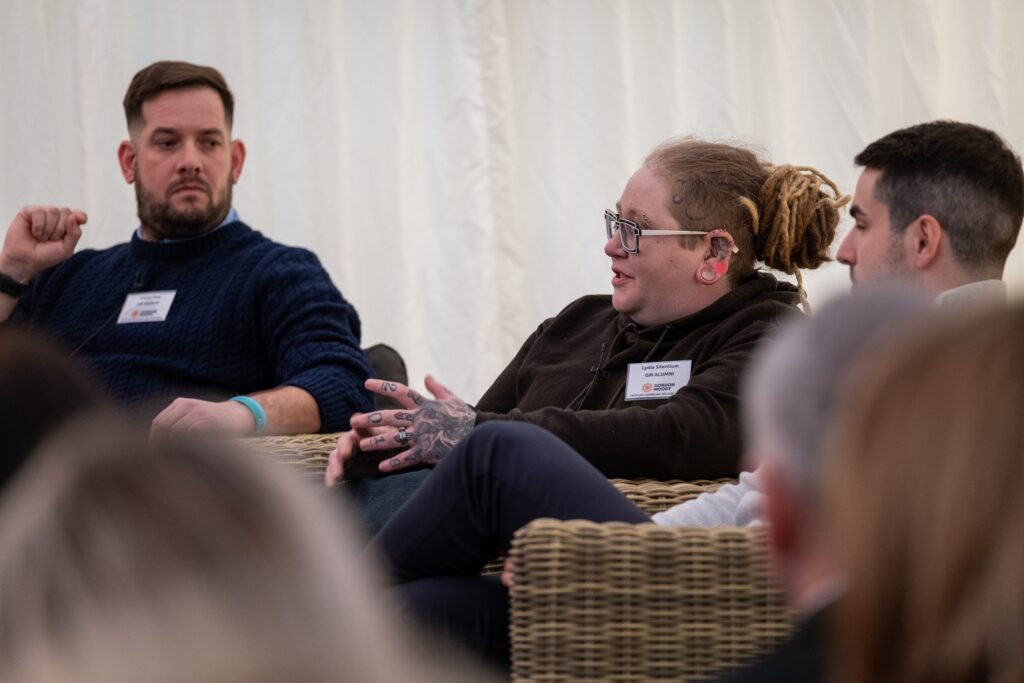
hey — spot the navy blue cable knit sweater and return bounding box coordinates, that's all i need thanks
[12,221,373,431]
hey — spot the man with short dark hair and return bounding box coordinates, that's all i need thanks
[838,120,1024,304]
[0,60,373,435]
[720,120,1024,681]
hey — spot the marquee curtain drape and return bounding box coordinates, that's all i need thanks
[2,0,1021,399]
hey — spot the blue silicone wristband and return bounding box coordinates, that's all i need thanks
[230,395,267,434]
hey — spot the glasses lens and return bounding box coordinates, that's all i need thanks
[604,211,617,241]
[604,211,638,252]
[622,224,638,252]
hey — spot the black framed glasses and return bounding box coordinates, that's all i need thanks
[604,210,717,254]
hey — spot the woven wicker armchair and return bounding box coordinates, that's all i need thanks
[242,433,730,508]
[508,521,793,682]
[247,435,784,679]
[245,432,340,481]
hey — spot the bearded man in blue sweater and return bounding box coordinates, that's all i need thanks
[0,61,373,435]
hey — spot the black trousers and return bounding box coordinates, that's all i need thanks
[373,422,650,670]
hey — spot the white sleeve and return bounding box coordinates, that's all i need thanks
[651,467,765,528]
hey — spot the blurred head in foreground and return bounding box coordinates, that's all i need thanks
[0,417,487,682]
[0,327,103,491]
[743,287,931,613]
[826,303,1024,683]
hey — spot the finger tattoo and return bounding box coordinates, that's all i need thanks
[407,390,425,406]
[395,411,415,423]
[381,382,398,392]
[368,412,383,424]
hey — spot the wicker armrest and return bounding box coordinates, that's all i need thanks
[508,520,793,682]
[239,432,343,480]
[609,478,732,515]
[243,436,738,501]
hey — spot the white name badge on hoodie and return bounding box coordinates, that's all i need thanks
[625,360,691,400]
[117,291,177,324]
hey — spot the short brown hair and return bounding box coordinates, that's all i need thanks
[122,60,234,131]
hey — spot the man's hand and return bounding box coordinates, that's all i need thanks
[324,425,393,485]
[151,397,256,436]
[501,556,515,588]
[348,374,476,474]
[1,206,87,282]
[324,431,355,486]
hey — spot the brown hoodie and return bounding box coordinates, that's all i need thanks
[475,273,800,479]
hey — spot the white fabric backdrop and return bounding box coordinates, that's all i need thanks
[2,0,1022,401]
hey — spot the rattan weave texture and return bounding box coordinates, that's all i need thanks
[242,432,340,479]
[247,435,777,680]
[608,479,727,515]
[509,521,792,682]
[244,435,731,514]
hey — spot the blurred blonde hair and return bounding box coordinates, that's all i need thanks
[825,304,1024,683]
[0,415,488,683]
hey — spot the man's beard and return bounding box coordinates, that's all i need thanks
[135,169,233,240]
[849,233,911,286]
[882,233,911,278]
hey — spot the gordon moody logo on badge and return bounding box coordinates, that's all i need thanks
[626,360,692,401]
[117,290,177,325]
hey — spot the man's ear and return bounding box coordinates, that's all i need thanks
[695,229,735,285]
[117,140,136,184]
[230,139,246,183]
[907,214,943,270]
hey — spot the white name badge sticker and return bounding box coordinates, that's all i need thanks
[116,291,177,324]
[625,360,692,401]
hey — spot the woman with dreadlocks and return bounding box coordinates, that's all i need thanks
[339,137,848,670]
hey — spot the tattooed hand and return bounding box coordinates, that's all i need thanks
[348,374,476,473]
